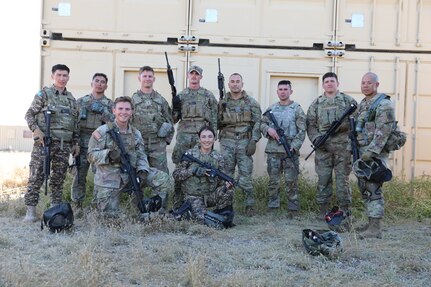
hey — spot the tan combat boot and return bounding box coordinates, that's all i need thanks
[359,218,382,239]
[23,205,38,222]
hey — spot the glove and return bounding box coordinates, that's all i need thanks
[192,166,207,177]
[108,149,121,164]
[71,144,80,157]
[361,150,376,162]
[245,140,257,156]
[33,128,45,145]
[157,122,173,138]
[90,102,105,113]
[138,170,148,184]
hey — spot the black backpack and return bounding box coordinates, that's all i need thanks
[41,202,74,232]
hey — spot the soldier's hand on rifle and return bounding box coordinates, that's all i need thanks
[33,128,45,145]
[71,144,80,157]
[267,128,280,141]
[137,170,149,184]
[108,149,121,164]
[245,140,257,156]
[192,166,208,177]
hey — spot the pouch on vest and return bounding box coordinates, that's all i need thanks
[41,202,74,233]
[385,122,407,152]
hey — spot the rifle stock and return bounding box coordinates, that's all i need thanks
[348,116,360,163]
[43,110,52,195]
[305,103,357,160]
[181,152,236,186]
[264,110,299,174]
[107,128,145,213]
[165,52,181,118]
[217,58,226,100]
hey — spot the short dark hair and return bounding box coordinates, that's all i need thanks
[52,64,70,74]
[278,80,292,88]
[114,96,133,109]
[229,73,243,80]
[92,73,108,83]
[322,72,338,81]
[139,66,154,74]
[198,125,215,137]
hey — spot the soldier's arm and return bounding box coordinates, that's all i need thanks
[208,92,218,133]
[101,99,115,123]
[250,100,262,142]
[172,160,194,181]
[292,106,307,151]
[87,128,110,166]
[306,100,320,143]
[72,100,80,145]
[260,109,272,138]
[24,92,46,132]
[367,100,394,154]
[135,130,151,173]
[161,98,175,143]
[172,93,182,124]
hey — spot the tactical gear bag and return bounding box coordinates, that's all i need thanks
[41,202,74,233]
[302,229,343,258]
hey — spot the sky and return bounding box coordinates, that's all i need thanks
[0,0,41,126]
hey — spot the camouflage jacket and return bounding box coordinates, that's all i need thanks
[87,121,150,189]
[218,91,262,142]
[172,145,226,196]
[356,93,394,154]
[261,101,306,154]
[306,91,357,145]
[77,94,114,147]
[173,87,218,134]
[131,90,174,143]
[25,85,79,144]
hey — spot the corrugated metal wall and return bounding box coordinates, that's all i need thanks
[37,0,431,179]
[0,126,33,152]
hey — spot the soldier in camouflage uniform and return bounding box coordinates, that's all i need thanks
[87,97,173,217]
[172,65,218,207]
[353,72,395,239]
[306,72,357,219]
[172,126,234,222]
[131,66,174,174]
[261,80,306,218]
[218,73,261,215]
[23,64,80,222]
[71,73,114,210]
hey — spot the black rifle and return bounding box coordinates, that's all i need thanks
[181,152,236,186]
[348,116,360,163]
[165,52,181,119]
[264,110,299,174]
[107,127,145,214]
[69,154,81,181]
[43,110,53,195]
[305,103,357,160]
[217,58,226,100]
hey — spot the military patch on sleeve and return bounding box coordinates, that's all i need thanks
[37,90,44,97]
[92,130,102,141]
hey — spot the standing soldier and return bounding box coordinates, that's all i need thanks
[171,65,218,207]
[131,66,174,173]
[218,73,262,216]
[87,96,173,217]
[23,64,80,222]
[261,80,306,218]
[306,72,357,219]
[71,73,114,212]
[353,72,397,239]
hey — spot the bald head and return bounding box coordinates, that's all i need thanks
[361,72,380,98]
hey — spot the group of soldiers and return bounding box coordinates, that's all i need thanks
[22,62,398,239]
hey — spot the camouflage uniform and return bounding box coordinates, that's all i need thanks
[355,93,394,218]
[172,145,234,222]
[71,94,114,203]
[218,91,261,207]
[131,90,174,173]
[87,122,173,215]
[171,87,218,207]
[24,85,79,206]
[306,92,357,208]
[261,102,306,210]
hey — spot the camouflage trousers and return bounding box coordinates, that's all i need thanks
[143,137,169,174]
[358,179,385,218]
[266,153,299,210]
[220,138,255,207]
[25,141,72,206]
[172,132,199,207]
[314,147,352,206]
[71,146,96,203]
[186,185,234,222]
[94,167,173,215]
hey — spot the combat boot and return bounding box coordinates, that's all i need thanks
[359,218,382,239]
[23,205,38,222]
[315,203,329,221]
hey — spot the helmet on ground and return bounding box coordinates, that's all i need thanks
[353,158,392,183]
[302,229,343,259]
